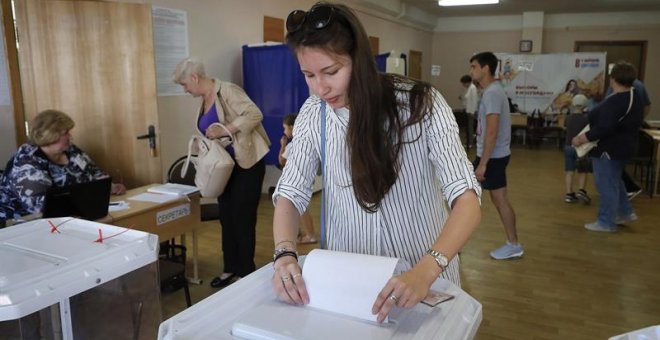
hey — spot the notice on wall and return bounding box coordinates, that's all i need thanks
[495,53,606,113]
[152,6,189,96]
[431,64,441,77]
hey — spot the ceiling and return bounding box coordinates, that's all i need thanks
[401,0,660,18]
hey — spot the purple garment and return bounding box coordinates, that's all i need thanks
[198,103,220,132]
[197,102,235,157]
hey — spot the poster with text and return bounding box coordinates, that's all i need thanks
[494,53,606,114]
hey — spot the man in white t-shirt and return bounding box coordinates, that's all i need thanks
[460,75,479,149]
[469,52,523,260]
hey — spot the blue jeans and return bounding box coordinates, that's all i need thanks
[591,155,634,228]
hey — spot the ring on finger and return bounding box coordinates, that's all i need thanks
[292,273,302,279]
[389,294,398,303]
[281,275,291,282]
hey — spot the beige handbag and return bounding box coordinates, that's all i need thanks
[182,123,235,198]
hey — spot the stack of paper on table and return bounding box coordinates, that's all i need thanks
[147,183,199,196]
[127,183,198,203]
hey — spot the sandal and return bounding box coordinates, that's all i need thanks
[298,234,317,244]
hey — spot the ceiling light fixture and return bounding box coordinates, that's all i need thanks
[438,0,499,6]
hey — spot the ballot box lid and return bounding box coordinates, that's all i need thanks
[0,218,158,321]
[158,257,482,340]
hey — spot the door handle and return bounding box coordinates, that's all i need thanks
[137,125,157,156]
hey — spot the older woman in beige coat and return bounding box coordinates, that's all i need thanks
[173,57,271,287]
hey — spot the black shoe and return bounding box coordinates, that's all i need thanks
[564,193,578,203]
[210,274,236,288]
[576,189,591,205]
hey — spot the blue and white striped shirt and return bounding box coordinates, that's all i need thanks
[274,86,481,285]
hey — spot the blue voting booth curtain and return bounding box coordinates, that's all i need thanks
[375,52,407,75]
[242,44,309,165]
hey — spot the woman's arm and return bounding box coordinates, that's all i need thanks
[220,82,264,134]
[271,97,322,305]
[10,156,52,215]
[372,188,480,323]
[271,190,309,305]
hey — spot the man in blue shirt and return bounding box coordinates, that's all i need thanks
[470,52,523,260]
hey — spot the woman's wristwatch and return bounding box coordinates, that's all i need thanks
[426,249,449,271]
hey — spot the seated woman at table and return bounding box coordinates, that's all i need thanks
[0,109,125,223]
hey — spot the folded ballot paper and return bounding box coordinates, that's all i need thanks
[302,249,400,323]
[231,250,403,340]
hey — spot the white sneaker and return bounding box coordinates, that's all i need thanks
[490,242,524,260]
[615,213,638,225]
[627,190,643,201]
[584,221,617,233]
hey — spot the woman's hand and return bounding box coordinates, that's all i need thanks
[280,135,289,148]
[371,266,434,323]
[272,256,309,305]
[572,133,587,147]
[475,163,487,182]
[205,124,230,139]
[111,183,126,195]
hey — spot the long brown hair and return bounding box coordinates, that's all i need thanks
[287,2,433,212]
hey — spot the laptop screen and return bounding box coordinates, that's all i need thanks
[43,177,112,220]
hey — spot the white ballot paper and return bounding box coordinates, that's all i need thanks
[147,183,199,196]
[128,192,179,204]
[303,249,399,323]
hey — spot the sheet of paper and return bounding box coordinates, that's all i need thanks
[128,192,178,204]
[302,249,399,323]
[147,183,198,196]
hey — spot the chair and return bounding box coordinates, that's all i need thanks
[631,131,655,196]
[526,114,545,147]
[526,114,565,148]
[167,156,219,221]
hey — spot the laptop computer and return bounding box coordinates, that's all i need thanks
[43,177,112,220]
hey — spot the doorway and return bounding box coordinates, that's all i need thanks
[575,41,647,81]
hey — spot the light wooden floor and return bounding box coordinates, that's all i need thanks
[162,145,660,339]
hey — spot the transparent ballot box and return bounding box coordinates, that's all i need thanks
[0,218,161,339]
[159,255,482,340]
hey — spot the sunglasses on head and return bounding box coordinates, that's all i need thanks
[286,5,335,33]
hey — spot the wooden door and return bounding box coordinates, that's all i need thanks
[409,50,422,80]
[14,0,161,188]
[575,41,647,81]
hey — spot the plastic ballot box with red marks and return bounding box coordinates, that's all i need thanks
[0,218,160,339]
